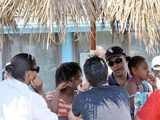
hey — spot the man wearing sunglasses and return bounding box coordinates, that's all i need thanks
[105,46,131,87]
[29,65,44,95]
[0,53,58,120]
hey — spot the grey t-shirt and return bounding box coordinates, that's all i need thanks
[72,86,131,120]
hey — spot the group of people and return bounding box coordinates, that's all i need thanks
[1,46,160,120]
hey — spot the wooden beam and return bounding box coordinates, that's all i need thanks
[90,21,96,50]
[1,22,111,34]
[0,23,3,80]
[128,31,131,54]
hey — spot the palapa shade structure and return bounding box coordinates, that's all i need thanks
[0,0,160,53]
[105,0,160,54]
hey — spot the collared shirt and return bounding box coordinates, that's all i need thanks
[0,79,58,120]
[108,73,132,86]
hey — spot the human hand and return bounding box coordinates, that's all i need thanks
[31,77,43,94]
[45,93,55,101]
[147,73,157,89]
[78,80,90,92]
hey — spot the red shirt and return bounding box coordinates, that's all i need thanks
[137,90,160,120]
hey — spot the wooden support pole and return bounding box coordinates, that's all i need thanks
[90,21,96,51]
[127,32,131,54]
[0,23,3,80]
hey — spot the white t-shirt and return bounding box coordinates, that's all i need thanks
[0,79,58,120]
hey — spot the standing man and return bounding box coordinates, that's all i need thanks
[72,56,131,120]
[105,46,131,87]
[0,53,58,120]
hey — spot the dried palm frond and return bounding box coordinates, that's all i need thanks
[104,0,160,54]
[0,0,105,45]
[1,0,160,53]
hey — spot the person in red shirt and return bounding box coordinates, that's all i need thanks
[136,90,160,120]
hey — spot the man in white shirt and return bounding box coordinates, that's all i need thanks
[0,53,58,120]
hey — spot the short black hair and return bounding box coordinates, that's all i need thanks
[83,56,108,87]
[55,62,82,86]
[128,56,146,75]
[9,53,38,82]
[5,63,14,74]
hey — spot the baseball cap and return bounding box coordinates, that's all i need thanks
[151,56,160,70]
[105,46,126,61]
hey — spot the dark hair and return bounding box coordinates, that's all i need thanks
[128,56,146,75]
[125,56,132,62]
[9,53,38,82]
[5,64,13,74]
[83,56,108,87]
[55,62,82,87]
[105,46,126,61]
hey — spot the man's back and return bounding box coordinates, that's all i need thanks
[0,79,58,120]
[72,86,131,120]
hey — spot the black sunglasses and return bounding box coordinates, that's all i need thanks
[108,58,123,67]
[31,66,40,73]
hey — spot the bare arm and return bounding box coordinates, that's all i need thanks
[45,91,59,113]
[126,82,137,110]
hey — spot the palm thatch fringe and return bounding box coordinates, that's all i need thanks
[0,0,160,53]
[104,0,160,54]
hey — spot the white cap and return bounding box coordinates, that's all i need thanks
[151,56,160,70]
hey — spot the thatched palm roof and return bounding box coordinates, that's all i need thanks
[0,0,160,53]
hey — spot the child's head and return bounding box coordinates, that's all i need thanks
[128,56,149,80]
[55,62,82,90]
[83,56,108,87]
